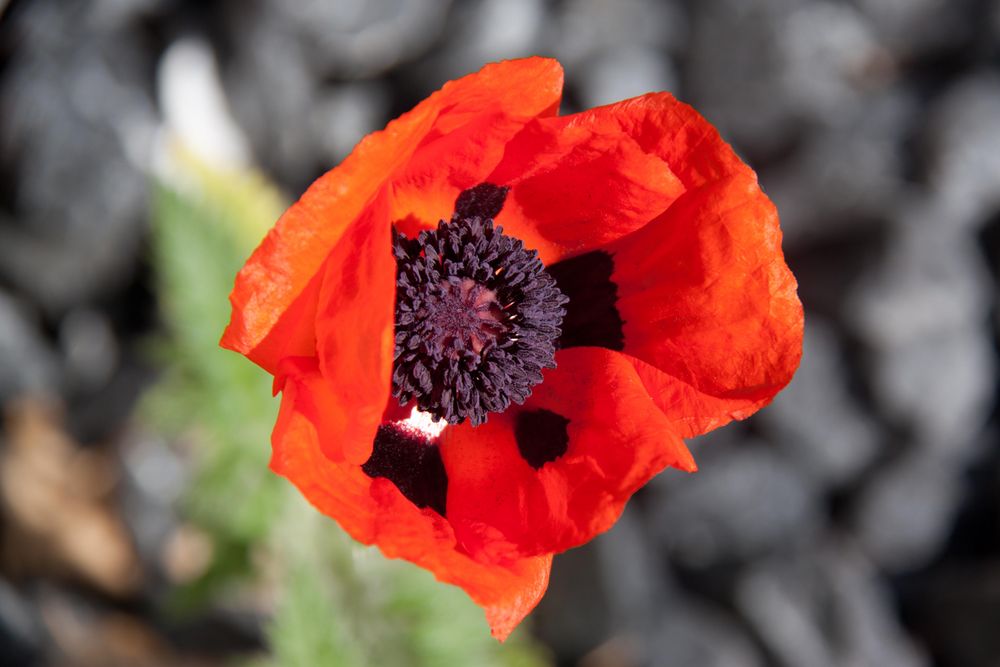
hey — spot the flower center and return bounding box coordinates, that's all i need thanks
[425,277,505,357]
[392,214,567,426]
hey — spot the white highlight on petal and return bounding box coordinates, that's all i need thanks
[400,406,448,440]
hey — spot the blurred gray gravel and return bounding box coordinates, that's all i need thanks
[2,0,1000,665]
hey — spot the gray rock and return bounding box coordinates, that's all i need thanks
[553,0,687,66]
[223,0,446,183]
[924,74,1000,228]
[0,580,45,667]
[86,0,161,30]
[851,451,964,572]
[650,444,820,566]
[596,507,668,631]
[593,507,764,667]
[222,10,324,187]
[870,328,994,456]
[0,291,58,403]
[58,308,119,395]
[0,227,144,318]
[575,48,679,109]
[855,0,980,60]
[415,0,547,86]
[533,541,612,660]
[846,205,995,450]
[823,544,929,667]
[0,0,153,312]
[310,82,392,164]
[765,89,916,245]
[738,543,928,667]
[687,0,887,155]
[897,562,1000,667]
[650,600,764,667]
[120,431,188,562]
[773,1,888,124]
[847,202,990,347]
[736,560,834,667]
[455,0,546,64]
[271,0,452,79]
[758,319,880,488]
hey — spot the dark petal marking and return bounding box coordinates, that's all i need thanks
[515,409,571,469]
[454,183,510,220]
[545,250,625,351]
[361,423,448,516]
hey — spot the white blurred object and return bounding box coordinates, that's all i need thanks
[156,37,251,170]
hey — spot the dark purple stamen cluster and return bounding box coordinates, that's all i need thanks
[392,212,567,426]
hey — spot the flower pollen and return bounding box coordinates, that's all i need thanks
[392,209,568,426]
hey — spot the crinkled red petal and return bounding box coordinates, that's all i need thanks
[440,347,695,562]
[390,112,558,237]
[487,118,686,264]
[312,190,395,463]
[558,92,756,189]
[226,65,803,638]
[221,57,565,372]
[272,360,552,640]
[608,173,803,438]
[538,92,802,437]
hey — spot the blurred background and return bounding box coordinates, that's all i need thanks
[1,0,999,665]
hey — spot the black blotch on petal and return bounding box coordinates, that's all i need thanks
[515,409,571,469]
[545,250,626,351]
[454,182,510,220]
[361,424,448,516]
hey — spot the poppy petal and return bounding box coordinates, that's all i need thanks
[221,57,564,372]
[389,112,546,237]
[310,190,395,464]
[440,347,695,562]
[558,91,755,189]
[272,360,553,640]
[487,118,686,264]
[608,173,804,438]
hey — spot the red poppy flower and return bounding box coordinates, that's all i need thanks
[221,57,803,640]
